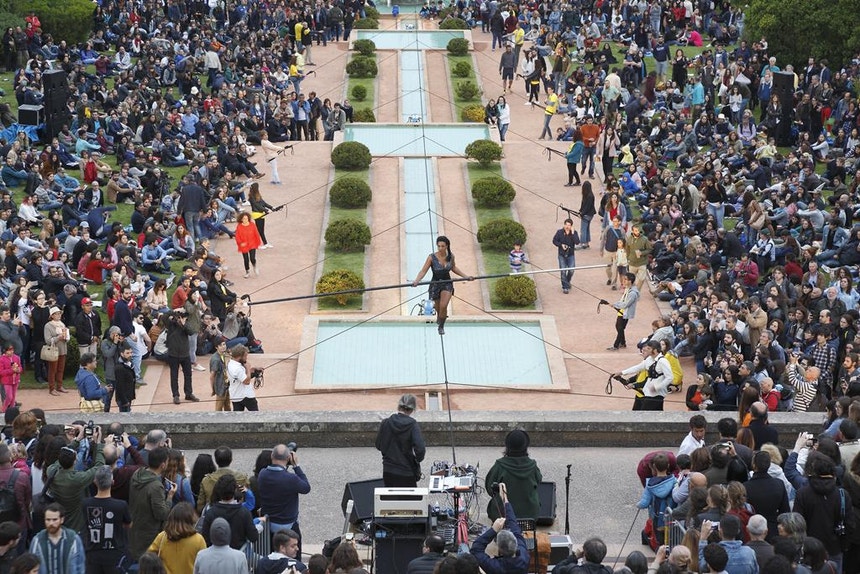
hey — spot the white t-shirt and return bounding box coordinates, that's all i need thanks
[132,323,148,355]
[227,359,255,401]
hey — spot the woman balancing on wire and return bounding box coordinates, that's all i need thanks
[411,236,473,335]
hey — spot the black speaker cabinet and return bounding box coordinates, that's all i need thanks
[18,104,43,126]
[537,481,557,526]
[373,517,430,574]
[341,478,385,525]
[43,69,68,91]
[44,91,69,115]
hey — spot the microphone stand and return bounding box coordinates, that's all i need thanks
[564,463,572,536]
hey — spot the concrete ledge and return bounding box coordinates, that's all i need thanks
[77,410,823,449]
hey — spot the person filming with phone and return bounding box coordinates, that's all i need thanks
[787,349,819,412]
[226,344,259,412]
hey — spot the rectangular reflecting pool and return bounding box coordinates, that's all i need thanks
[355,30,465,50]
[344,124,490,156]
[306,320,553,386]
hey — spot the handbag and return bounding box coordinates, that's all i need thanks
[40,343,59,362]
[79,397,103,413]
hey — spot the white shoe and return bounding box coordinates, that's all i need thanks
[192,364,206,372]
[265,243,274,249]
[243,271,250,278]
[254,266,259,276]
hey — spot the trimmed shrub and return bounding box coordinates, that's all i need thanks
[316,269,365,306]
[447,37,469,56]
[353,108,376,122]
[11,0,92,44]
[465,139,503,167]
[495,275,537,307]
[325,218,372,252]
[331,141,372,170]
[471,177,516,207]
[351,84,368,101]
[439,17,468,29]
[452,60,472,78]
[353,38,376,56]
[364,6,380,19]
[354,17,379,29]
[460,104,485,123]
[330,177,372,208]
[346,55,378,78]
[437,6,455,20]
[477,218,527,251]
[455,80,480,101]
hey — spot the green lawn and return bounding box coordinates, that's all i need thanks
[448,55,482,120]
[346,55,377,121]
[318,170,370,310]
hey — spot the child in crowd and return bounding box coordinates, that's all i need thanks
[614,237,628,287]
[0,342,21,412]
[509,242,529,273]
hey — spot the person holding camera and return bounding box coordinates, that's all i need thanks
[46,423,106,532]
[226,344,258,411]
[258,444,310,560]
[470,483,529,574]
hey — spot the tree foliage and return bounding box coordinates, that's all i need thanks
[744,0,860,68]
[9,0,93,44]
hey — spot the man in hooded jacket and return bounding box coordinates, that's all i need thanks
[484,429,542,521]
[375,394,426,487]
[193,517,248,574]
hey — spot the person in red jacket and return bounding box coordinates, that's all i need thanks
[83,250,115,284]
[234,212,262,278]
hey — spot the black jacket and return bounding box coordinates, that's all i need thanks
[749,418,779,450]
[406,552,444,574]
[795,475,855,557]
[743,472,790,540]
[74,310,102,344]
[202,502,258,550]
[375,413,426,480]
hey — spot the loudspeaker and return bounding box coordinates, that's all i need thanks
[18,104,43,126]
[373,517,429,574]
[44,93,67,116]
[43,69,68,91]
[772,72,795,109]
[341,478,385,525]
[537,481,557,526]
[43,113,70,140]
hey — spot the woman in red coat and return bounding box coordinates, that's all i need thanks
[234,211,262,278]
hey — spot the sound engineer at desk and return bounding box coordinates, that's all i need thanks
[471,483,530,574]
[484,429,542,521]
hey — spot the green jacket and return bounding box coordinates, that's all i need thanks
[626,234,652,267]
[128,467,172,559]
[484,456,542,521]
[46,444,105,532]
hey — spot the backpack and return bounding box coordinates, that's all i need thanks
[664,351,684,393]
[0,469,21,523]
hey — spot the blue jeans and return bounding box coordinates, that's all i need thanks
[499,122,509,141]
[183,211,201,241]
[540,113,553,139]
[581,146,596,176]
[706,202,725,228]
[580,215,593,245]
[558,253,574,290]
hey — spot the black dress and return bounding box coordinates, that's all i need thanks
[428,253,454,300]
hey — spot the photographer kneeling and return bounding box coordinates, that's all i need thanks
[227,344,259,411]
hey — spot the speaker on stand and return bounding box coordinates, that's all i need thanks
[771,72,796,146]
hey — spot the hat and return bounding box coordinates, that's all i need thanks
[48,306,61,316]
[760,228,771,236]
[80,221,89,228]
[190,86,199,95]
[210,517,231,547]
[505,429,530,457]
[398,393,417,412]
[717,113,726,120]
[81,297,92,305]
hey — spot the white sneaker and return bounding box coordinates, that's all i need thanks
[265,243,274,249]
[192,364,205,372]
[254,266,259,276]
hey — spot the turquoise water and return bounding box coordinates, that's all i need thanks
[344,124,490,156]
[312,321,552,385]
[355,30,465,49]
[404,157,437,306]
